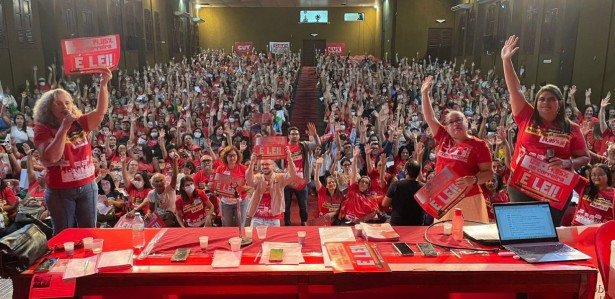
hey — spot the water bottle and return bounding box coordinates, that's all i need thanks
[452,208,464,241]
[132,212,145,250]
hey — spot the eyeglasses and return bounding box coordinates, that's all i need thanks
[201,160,212,163]
[446,118,465,126]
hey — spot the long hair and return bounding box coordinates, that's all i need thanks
[13,113,27,132]
[531,84,571,133]
[98,173,117,195]
[33,89,82,128]
[178,175,195,203]
[586,164,612,200]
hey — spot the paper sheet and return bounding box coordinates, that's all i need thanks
[259,242,304,265]
[62,256,98,280]
[319,227,355,267]
[211,250,242,268]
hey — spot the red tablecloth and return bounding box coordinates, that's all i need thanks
[45,225,599,269]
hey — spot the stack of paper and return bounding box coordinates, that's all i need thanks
[259,242,304,265]
[211,250,242,268]
[318,227,356,267]
[360,223,400,241]
[97,249,134,272]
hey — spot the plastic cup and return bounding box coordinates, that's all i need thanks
[64,242,74,256]
[255,226,268,240]
[297,231,306,245]
[443,222,452,235]
[354,224,363,238]
[244,226,253,238]
[199,236,209,251]
[82,237,93,251]
[92,239,104,254]
[229,237,242,252]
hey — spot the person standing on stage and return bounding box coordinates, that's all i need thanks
[245,147,299,227]
[284,123,321,226]
[421,75,494,223]
[501,36,590,225]
[33,68,112,234]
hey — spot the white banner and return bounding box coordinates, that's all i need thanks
[269,42,290,54]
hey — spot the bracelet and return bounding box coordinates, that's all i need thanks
[473,175,478,184]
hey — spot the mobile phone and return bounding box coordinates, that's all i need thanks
[171,248,190,262]
[269,248,284,262]
[35,258,58,273]
[546,148,555,161]
[392,242,414,256]
[417,243,438,257]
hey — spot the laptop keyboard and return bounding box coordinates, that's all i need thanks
[512,243,574,255]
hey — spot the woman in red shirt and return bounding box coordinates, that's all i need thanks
[421,76,494,223]
[33,68,112,235]
[314,158,343,223]
[572,164,614,225]
[176,176,214,227]
[501,36,590,225]
[338,148,383,224]
[214,146,248,227]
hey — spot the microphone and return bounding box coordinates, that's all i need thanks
[546,148,554,162]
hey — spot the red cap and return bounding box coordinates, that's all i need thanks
[454,208,463,216]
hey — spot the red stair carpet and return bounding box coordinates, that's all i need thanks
[287,66,320,226]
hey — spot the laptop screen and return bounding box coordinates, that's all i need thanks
[493,202,558,244]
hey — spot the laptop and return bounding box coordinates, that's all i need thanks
[493,202,590,263]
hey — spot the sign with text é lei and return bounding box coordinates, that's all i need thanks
[61,34,120,75]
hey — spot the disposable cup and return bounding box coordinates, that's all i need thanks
[297,231,306,245]
[229,237,242,252]
[255,226,268,240]
[64,242,74,256]
[199,236,209,251]
[92,239,104,254]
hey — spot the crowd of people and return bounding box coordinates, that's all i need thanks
[0,36,612,237]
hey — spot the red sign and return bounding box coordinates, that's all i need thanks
[510,155,588,210]
[213,173,245,198]
[414,167,467,218]
[326,42,346,55]
[61,34,120,75]
[252,113,273,125]
[324,242,390,273]
[253,136,287,160]
[234,41,254,56]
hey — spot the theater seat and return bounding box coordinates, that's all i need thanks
[595,220,615,299]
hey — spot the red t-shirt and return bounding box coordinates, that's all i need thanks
[288,144,305,178]
[214,163,248,199]
[434,126,492,197]
[596,129,615,156]
[126,184,151,214]
[254,189,282,219]
[317,187,343,217]
[33,115,96,189]
[340,183,380,221]
[175,190,210,227]
[0,187,19,220]
[193,170,215,189]
[480,187,510,221]
[511,104,587,172]
[572,188,614,225]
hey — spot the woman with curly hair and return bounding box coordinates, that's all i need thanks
[33,68,112,234]
[214,146,249,226]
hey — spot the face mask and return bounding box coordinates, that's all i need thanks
[150,132,158,138]
[147,122,154,128]
[382,88,387,93]
[412,116,418,121]
[184,184,195,194]
[194,132,202,138]
[229,117,235,123]
[429,153,436,160]
[223,105,229,110]
[340,125,346,130]
[138,138,146,145]
[132,180,144,189]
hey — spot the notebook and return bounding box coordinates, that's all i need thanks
[493,202,590,263]
[96,249,134,272]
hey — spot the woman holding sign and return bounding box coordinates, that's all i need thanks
[421,75,493,223]
[501,36,589,225]
[33,68,112,235]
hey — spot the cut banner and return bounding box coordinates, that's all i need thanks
[61,34,120,75]
[509,155,588,210]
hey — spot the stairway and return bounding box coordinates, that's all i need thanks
[290,67,320,140]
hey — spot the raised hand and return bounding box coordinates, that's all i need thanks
[601,92,611,108]
[353,146,361,158]
[307,122,317,136]
[569,85,577,96]
[585,88,592,98]
[420,75,433,95]
[501,35,519,60]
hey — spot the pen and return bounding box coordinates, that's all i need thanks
[450,249,461,259]
[254,250,262,262]
[83,259,90,274]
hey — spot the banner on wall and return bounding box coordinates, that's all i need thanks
[269,42,290,54]
[61,34,121,75]
[234,41,254,55]
[326,42,346,55]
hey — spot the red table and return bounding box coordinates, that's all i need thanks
[11,226,599,299]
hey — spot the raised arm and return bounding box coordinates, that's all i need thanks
[500,36,529,116]
[85,68,112,129]
[420,75,443,134]
[599,93,611,133]
[350,146,361,185]
[314,157,323,191]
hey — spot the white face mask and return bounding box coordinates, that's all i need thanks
[194,132,202,138]
[150,132,158,138]
[429,153,436,161]
[340,125,346,131]
[184,184,195,194]
[138,138,146,145]
[132,180,144,189]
